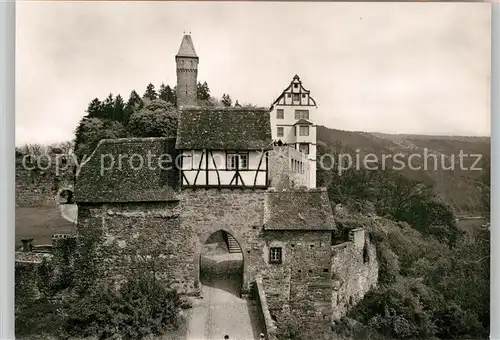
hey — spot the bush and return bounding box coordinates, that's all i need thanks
[63,276,182,340]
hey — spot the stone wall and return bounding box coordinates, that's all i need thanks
[15,233,77,307]
[16,158,74,207]
[75,187,378,328]
[259,230,333,321]
[76,189,265,295]
[268,146,309,190]
[255,276,278,340]
[330,228,378,321]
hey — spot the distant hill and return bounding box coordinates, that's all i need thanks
[316,125,490,214]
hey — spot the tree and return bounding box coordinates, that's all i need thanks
[127,99,179,138]
[86,98,103,119]
[124,90,143,125]
[74,117,127,159]
[221,93,232,107]
[159,83,176,105]
[197,81,210,101]
[143,83,158,101]
[114,94,125,123]
[101,93,115,120]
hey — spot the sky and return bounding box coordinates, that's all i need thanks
[16,1,491,146]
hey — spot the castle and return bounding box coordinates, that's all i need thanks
[17,34,379,336]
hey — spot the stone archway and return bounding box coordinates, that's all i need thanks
[57,188,74,205]
[193,225,248,296]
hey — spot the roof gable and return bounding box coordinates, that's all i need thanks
[271,75,317,109]
[176,107,273,150]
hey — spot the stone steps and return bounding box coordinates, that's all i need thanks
[226,232,241,253]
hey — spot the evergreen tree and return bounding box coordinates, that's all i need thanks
[221,93,232,107]
[143,83,158,100]
[166,85,176,105]
[86,98,103,118]
[158,83,176,105]
[102,93,115,120]
[124,90,143,124]
[158,83,168,101]
[197,81,210,101]
[114,94,125,123]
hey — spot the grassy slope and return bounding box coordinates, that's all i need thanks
[317,125,490,214]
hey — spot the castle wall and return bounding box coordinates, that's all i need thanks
[75,188,378,325]
[268,146,309,189]
[330,229,379,321]
[76,189,268,294]
[260,230,333,322]
[16,156,74,207]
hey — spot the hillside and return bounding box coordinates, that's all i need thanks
[316,125,490,214]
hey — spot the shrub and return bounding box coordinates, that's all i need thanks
[63,276,182,340]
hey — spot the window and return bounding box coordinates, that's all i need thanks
[227,153,248,170]
[269,247,282,264]
[302,94,306,98]
[293,83,298,88]
[295,110,309,120]
[293,93,300,101]
[182,151,193,169]
[299,143,309,155]
[287,93,291,97]
[299,126,309,136]
[240,154,248,169]
[276,109,284,119]
[277,127,284,137]
[294,126,296,136]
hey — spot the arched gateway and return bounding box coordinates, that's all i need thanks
[193,226,248,296]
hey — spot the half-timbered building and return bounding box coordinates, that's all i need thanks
[176,106,273,189]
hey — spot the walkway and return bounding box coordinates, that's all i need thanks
[185,253,265,340]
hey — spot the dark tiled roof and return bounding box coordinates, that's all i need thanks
[176,107,273,150]
[294,119,313,125]
[176,34,198,58]
[75,137,179,203]
[264,189,336,231]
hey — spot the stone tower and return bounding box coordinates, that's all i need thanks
[176,34,199,108]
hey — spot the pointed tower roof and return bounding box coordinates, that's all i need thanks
[176,34,198,58]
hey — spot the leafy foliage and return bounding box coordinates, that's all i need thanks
[73,81,237,160]
[316,142,489,339]
[221,93,232,107]
[197,81,211,100]
[322,148,462,247]
[128,99,179,138]
[63,276,182,340]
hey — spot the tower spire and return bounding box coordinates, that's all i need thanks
[176,34,198,58]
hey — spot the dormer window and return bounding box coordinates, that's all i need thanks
[293,84,298,89]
